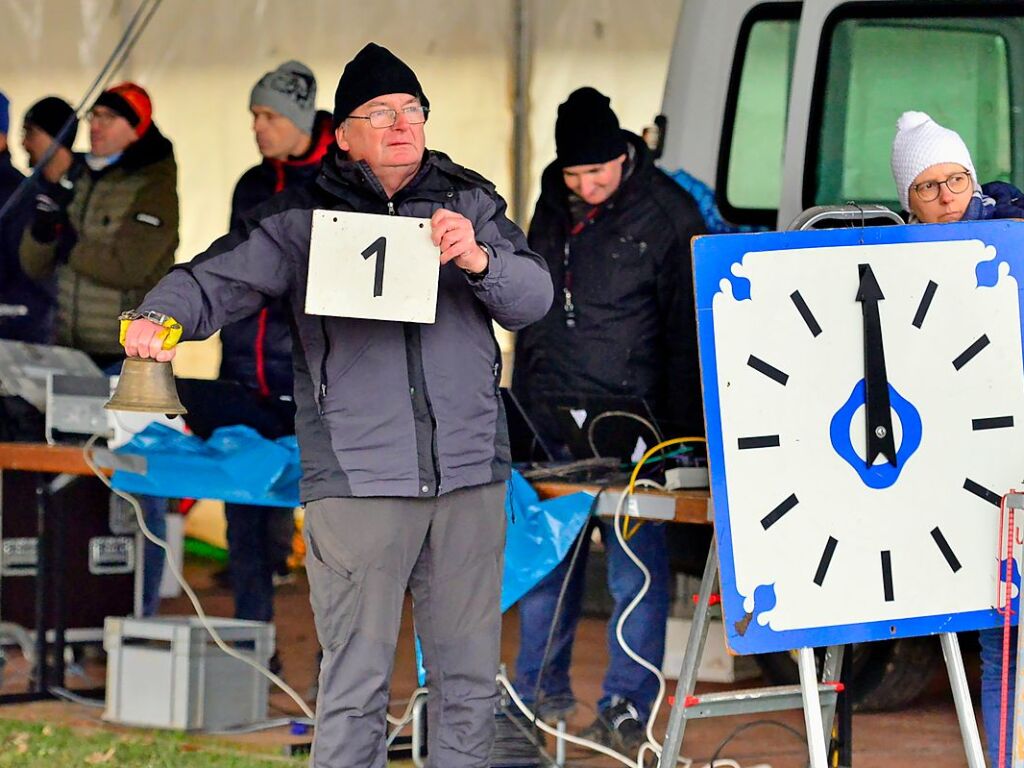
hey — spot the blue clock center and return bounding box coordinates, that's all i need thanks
[829,379,922,489]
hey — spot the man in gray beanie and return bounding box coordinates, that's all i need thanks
[214,60,336,675]
[121,43,553,767]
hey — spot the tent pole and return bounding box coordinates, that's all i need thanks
[511,0,531,225]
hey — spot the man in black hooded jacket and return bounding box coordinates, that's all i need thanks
[512,87,706,752]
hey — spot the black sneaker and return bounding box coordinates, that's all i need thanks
[534,694,577,725]
[579,698,646,754]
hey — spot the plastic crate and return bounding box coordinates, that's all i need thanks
[103,615,274,731]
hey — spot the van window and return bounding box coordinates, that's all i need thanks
[718,6,800,226]
[809,8,1023,213]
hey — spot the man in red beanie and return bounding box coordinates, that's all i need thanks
[20,81,177,367]
[20,81,179,619]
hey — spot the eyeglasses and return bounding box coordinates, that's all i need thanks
[911,171,971,202]
[346,105,428,129]
[86,108,119,124]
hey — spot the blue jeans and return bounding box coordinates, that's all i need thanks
[514,518,669,722]
[139,495,167,617]
[980,625,1017,767]
[224,503,293,622]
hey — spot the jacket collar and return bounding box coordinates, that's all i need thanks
[96,123,174,175]
[315,147,487,206]
[267,110,335,174]
[536,130,654,221]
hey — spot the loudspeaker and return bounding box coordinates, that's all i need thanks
[0,471,139,637]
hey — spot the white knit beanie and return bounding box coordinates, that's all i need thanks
[891,111,978,212]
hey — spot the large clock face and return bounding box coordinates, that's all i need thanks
[694,221,1024,654]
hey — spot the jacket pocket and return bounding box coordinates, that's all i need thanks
[304,527,362,652]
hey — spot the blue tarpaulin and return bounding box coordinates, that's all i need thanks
[111,423,302,507]
[112,423,593,611]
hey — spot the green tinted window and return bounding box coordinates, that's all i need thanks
[724,18,799,212]
[814,18,1017,210]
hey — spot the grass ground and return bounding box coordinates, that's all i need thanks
[0,718,309,767]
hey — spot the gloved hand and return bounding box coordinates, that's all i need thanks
[30,177,75,244]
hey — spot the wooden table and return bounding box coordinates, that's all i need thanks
[0,442,111,477]
[531,481,712,525]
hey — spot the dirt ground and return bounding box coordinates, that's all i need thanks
[0,557,989,767]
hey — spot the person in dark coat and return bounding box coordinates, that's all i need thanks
[512,87,706,753]
[218,61,334,664]
[122,44,552,766]
[0,93,75,343]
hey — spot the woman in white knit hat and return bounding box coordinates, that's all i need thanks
[891,110,1024,224]
[892,110,1024,768]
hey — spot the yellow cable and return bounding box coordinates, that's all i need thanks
[622,436,707,539]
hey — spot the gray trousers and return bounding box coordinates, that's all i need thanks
[304,482,506,767]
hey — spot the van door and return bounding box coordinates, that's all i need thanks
[660,0,801,230]
[780,0,1024,226]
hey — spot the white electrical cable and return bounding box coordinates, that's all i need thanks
[586,410,663,459]
[82,435,315,720]
[496,672,641,768]
[611,480,771,768]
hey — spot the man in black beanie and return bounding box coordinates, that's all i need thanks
[22,96,78,179]
[120,42,553,767]
[0,95,79,343]
[512,86,706,754]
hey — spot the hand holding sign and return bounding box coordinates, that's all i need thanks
[431,209,488,273]
[306,210,440,323]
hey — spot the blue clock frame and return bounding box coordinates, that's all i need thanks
[694,219,1024,655]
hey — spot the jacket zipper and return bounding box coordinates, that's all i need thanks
[391,196,440,492]
[71,177,100,349]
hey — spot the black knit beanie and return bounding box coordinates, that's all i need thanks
[333,43,429,127]
[24,96,78,150]
[555,87,626,168]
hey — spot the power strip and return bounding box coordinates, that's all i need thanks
[664,466,709,490]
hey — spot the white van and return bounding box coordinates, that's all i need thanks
[658,0,1023,710]
[660,0,1021,230]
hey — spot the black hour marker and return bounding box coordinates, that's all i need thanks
[761,493,799,530]
[931,527,962,573]
[790,291,822,337]
[738,435,780,450]
[953,335,990,371]
[813,536,838,586]
[964,478,1002,507]
[747,355,789,386]
[881,551,894,602]
[912,281,938,329]
[972,416,1015,431]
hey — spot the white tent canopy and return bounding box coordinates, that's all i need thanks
[1,0,683,375]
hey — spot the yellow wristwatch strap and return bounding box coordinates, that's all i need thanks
[118,312,183,350]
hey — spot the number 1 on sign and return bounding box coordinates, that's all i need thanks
[362,236,387,297]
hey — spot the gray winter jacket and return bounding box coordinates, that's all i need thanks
[138,149,553,502]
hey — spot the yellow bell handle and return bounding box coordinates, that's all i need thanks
[118,311,183,351]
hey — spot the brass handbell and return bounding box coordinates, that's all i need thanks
[105,357,187,415]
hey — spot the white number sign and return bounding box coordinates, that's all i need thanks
[305,209,439,323]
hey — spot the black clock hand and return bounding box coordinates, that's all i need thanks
[857,264,897,467]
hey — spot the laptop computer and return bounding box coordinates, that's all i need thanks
[174,379,295,440]
[500,387,555,464]
[548,393,663,463]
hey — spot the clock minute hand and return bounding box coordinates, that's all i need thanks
[857,264,897,468]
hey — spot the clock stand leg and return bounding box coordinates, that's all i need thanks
[798,647,830,767]
[657,537,845,768]
[657,535,719,766]
[940,632,986,767]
